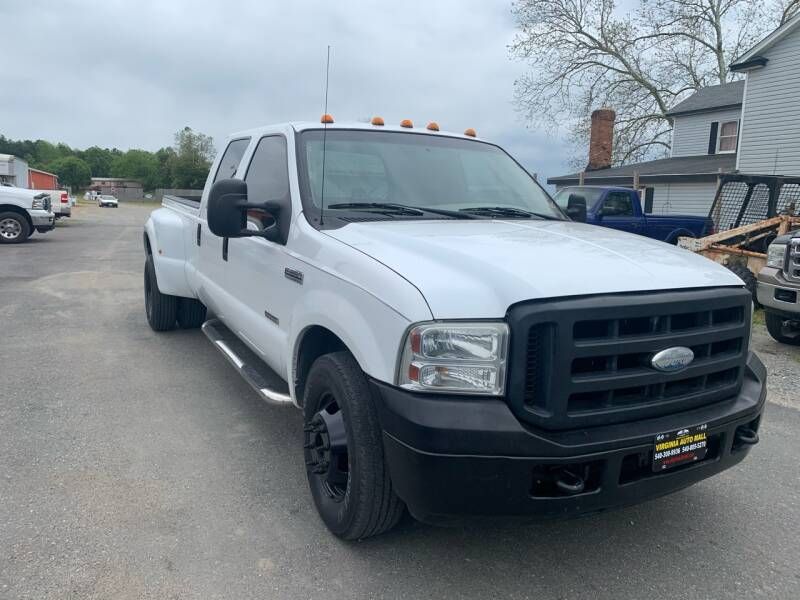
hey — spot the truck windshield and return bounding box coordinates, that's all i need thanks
[296,129,564,222]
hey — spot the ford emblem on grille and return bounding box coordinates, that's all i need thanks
[651,347,694,372]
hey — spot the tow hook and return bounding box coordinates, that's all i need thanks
[734,426,759,446]
[554,468,586,495]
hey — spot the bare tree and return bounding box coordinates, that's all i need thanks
[511,0,794,167]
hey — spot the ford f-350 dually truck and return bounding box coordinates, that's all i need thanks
[144,119,766,539]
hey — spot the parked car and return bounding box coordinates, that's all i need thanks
[98,194,118,208]
[757,233,800,344]
[0,186,55,243]
[553,186,713,243]
[144,120,765,539]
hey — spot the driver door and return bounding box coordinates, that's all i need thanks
[217,134,296,375]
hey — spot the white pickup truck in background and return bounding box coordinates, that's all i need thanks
[144,119,766,539]
[0,186,55,243]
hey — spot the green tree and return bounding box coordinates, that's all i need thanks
[46,156,91,190]
[79,146,115,177]
[155,147,176,188]
[169,127,214,189]
[111,149,161,190]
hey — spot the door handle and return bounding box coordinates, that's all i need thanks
[222,237,229,261]
[196,223,202,246]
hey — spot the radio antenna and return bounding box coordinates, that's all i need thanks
[319,45,331,226]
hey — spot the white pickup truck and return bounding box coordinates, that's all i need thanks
[0,186,55,243]
[145,119,766,539]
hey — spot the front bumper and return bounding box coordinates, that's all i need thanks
[757,267,800,318]
[372,352,766,525]
[29,209,55,230]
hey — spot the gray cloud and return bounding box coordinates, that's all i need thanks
[1,0,572,182]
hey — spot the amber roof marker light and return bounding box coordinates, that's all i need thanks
[371,116,385,126]
[426,122,440,131]
[464,128,477,137]
[320,114,335,124]
[400,119,414,128]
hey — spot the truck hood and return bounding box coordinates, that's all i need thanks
[0,187,42,206]
[326,219,743,319]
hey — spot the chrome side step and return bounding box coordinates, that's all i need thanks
[201,318,293,406]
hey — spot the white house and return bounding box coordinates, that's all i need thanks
[548,14,800,216]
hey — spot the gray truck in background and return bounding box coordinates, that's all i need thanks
[759,233,800,344]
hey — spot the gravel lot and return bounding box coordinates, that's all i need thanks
[1,203,799,599]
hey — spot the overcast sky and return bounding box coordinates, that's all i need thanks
[1,0,575,181]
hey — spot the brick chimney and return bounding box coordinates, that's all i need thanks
[586,107,616,171]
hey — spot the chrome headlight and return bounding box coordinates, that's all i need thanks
[766,243,786,269]
[31,193,47,210]
[397,322,509,395]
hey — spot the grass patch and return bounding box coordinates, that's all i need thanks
[752,308,765,327]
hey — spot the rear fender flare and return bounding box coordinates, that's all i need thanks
[143,209,194,297]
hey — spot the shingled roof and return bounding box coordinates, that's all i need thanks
[665,81,744,117]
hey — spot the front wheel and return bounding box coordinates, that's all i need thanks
[0,212,30,244]
[303,352,404,540]
[765,311,800,345]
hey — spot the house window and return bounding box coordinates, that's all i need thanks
[718,120,738,153]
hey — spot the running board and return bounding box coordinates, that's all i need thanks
[201,318,293,406]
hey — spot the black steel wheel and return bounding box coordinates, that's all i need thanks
[304,393,349,503]
[303,352,404,540]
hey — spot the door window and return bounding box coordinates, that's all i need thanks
[602,192,634,216]
[213,138,250,183]
[244,136,291,241]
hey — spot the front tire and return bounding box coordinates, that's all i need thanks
[0,212,30,244]
[303,352,404,540]
[144,255,177,331]
[765,311,800,345]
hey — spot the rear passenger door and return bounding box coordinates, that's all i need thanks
[196,137,250,315]
[220,135,296,375]
[599,191,642,235]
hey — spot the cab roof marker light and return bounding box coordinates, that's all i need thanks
[464,128,477,137]
[371,116,385,126]
[400,119,414,128]
[426,122,440,131]
[320,114,334,124]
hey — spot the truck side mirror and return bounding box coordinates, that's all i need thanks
[566,194,587,223]
[207,178,282,242]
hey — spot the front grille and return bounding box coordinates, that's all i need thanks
[788,239,800,283]
[506,288,751,430]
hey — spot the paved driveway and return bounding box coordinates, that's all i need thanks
[1,203,799,599]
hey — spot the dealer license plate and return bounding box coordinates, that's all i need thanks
[652,424,708,472]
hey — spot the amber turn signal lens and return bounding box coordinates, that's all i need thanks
[371,116,385,126]
[320,114,334,124]
[426,122,440,131]
[464,128,476,137]
[400,119,413,128]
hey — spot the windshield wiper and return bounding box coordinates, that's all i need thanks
[459,206,562,220]
[327,202,476,219]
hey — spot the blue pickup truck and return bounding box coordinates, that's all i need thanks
[553,186,713,243]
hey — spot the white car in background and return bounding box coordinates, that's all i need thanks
[97,194,118,208]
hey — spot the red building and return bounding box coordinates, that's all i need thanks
[28,168,59,190]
